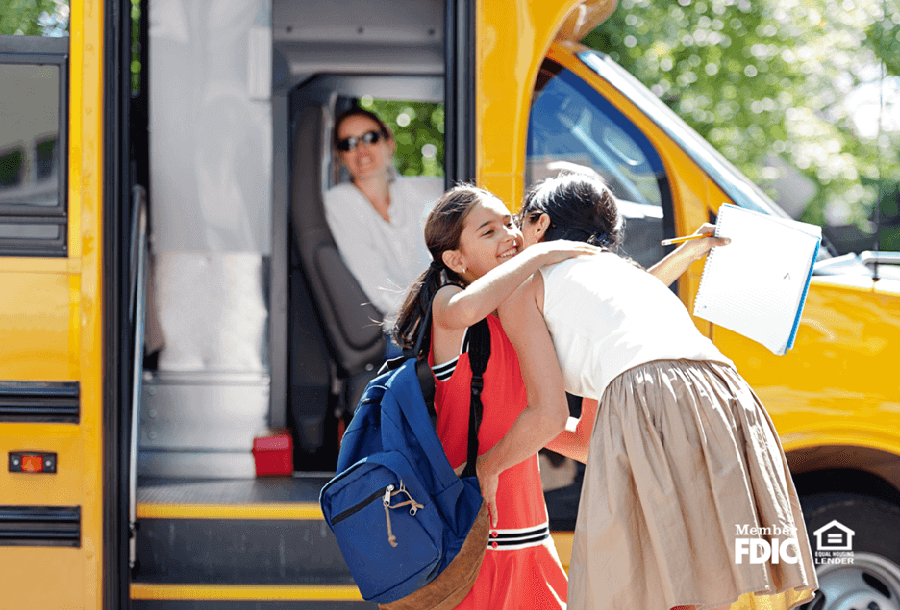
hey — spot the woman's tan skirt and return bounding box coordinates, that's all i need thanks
[566,359,817,610]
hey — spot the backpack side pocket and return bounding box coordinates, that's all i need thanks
[321,450,445,603]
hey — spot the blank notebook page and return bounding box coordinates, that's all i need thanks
[692,205,821,355]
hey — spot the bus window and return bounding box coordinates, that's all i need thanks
[527,62,669,270]
[0,38,67,257]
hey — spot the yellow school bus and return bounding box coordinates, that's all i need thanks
[1,0,898,608]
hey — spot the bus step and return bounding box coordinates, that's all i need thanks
[131,584,375,609]
[132,477,372,607]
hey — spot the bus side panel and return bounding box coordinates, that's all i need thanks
[0,269,71,379]
[0,0,105,607]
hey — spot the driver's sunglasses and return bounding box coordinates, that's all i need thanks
[336,130,386,152]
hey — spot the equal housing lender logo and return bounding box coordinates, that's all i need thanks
[812,520,855,565]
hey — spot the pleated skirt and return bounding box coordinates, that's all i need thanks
[566,359,818,610]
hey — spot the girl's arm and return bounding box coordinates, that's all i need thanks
[434,241,596,331]
[543,398,598,464]
[647,224,730,287]
[477,272,570,526]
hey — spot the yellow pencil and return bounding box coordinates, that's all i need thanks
[660,233,710,246]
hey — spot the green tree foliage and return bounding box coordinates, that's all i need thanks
[361,97,445,178]
[0,0,68,36]
[585,0,900,244]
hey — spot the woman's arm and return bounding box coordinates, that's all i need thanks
[477,272,571,526]
[434,241,596,331]
[543,398,598,464]
[647,224,730,287]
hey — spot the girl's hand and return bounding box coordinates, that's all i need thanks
[476,456,500,528]
[527,239,599,267]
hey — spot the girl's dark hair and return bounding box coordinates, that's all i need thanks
[392,184,495,351]
[520,172,622,249]
[333,107,393,150]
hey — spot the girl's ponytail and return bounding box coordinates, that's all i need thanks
[393,262,446,352]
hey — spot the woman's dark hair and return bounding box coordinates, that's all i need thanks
[333,107,393,150]
[392,184,494,351]
[520,172,622,248]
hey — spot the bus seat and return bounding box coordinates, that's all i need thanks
[290,104,385,376]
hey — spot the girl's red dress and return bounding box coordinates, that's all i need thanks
[429,314,568,609]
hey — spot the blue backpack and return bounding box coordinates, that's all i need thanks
[320,303,490,606]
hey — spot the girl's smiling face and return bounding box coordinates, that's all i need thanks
[441,195,523,282]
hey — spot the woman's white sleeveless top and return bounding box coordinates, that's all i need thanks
[538,253,732,400]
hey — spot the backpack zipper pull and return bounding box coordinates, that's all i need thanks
[383,484,398,547]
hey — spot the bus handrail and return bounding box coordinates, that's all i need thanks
[128,185,148,571]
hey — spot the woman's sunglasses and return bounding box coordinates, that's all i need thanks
[336,130,386,152]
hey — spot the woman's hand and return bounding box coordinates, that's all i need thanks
[649,223,730,286]
[476,455,501,528]
[677,223,730,263]
[434,239,597,331]
[526,239,599,267]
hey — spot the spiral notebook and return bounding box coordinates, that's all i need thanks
[692,204,821,355]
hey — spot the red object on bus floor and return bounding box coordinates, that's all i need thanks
[252,430,294,477]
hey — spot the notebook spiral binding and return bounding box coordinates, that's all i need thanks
[692,208,730,315]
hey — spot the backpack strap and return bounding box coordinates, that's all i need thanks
[461,318,490,479]
[409,283,490,481]
[409,283,462,428]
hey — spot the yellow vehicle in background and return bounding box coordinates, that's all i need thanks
[1,0,898,608]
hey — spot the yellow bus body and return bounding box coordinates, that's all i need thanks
[0,1,106,607]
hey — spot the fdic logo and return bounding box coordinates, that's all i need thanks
[812,520,855,565]
[735,525,800,564]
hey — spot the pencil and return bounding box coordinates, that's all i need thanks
[660,233,709,246]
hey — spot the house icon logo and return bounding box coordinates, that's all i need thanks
[813,520,854,552]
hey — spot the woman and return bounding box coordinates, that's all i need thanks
[392,184,598,609]
[479,173,818,610]
[324,107,442,332]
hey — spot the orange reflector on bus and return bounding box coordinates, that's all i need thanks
[21,455,44,472]
[9,451,57,474]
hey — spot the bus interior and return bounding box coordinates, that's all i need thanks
[140,0,448,482]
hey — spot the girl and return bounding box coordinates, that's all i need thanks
[392,184,597,609]
[480,173,818,610]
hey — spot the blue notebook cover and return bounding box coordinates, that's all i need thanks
[786,239,821,351]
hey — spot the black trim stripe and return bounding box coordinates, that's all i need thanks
[0,505,81,547]
[432,358,458,381]
[492,524,549,539]
[488,524,550,549]
[0,381,79,423]
[432,328,469,381]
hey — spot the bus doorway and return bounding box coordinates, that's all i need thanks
[131,1,457,607]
